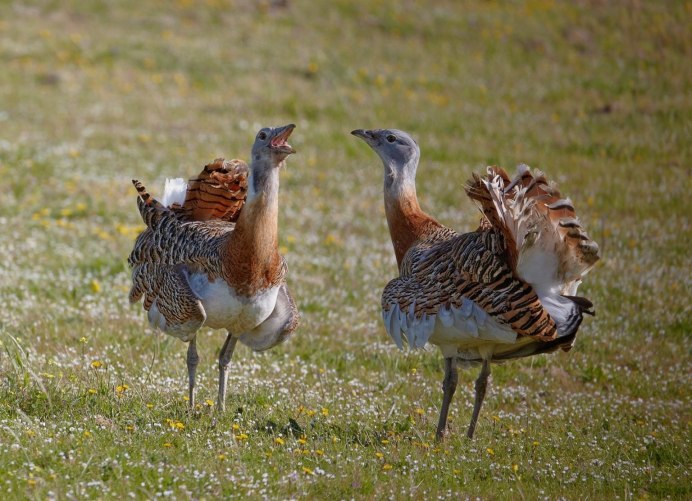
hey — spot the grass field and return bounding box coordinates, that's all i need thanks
[0,0,690,498]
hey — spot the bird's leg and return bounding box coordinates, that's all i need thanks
[186,337,199,410]
[217,332,238,412]
[435,357,458,441]
[467,358,491,439]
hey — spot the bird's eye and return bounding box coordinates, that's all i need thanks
[258,131,267,140]
[386,134,396,143]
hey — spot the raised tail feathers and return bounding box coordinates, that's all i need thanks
[465,165,598,349]
[465,171,520,271]
[132,179,167,227]
[466,165,600,296]
[174,158,248,222]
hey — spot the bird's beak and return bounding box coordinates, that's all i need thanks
[351,129,376,146]
[270,124,296,155]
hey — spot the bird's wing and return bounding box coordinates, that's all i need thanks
[129,263,206,340]
[128,180,233,277]
[170,158,249,222]
[381,230,557,349]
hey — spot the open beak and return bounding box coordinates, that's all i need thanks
[270,124,296,155]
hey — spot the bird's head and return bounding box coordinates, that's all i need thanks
[252,124,296,166]
[351,128,420,187]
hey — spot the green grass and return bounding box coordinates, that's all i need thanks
[0,0,690,498]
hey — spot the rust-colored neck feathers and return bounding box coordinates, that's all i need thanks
[221,169,283,296]
[385,185,442,269]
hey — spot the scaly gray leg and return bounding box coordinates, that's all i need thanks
[186,337,199,409]
[467,358,491,439]
[217,332,238,412]
[435,357,458,441]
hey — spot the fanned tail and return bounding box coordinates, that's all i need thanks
[466,165,599,295]
[502,164,599,295]
[464,171,519,272]
[171,158,248,222]
[465,165,599,345]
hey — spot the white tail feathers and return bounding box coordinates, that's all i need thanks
[161,178,188,208]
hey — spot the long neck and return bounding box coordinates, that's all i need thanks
[222,161,283,294]
[383,158,441,269]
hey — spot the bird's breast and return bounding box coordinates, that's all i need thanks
[189,273,280,333]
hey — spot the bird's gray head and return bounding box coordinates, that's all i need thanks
[248,124,296,199]
[351,128,420,187]
[251,124,296,165]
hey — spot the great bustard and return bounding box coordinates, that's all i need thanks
[128,124,300,411]
[352,128,599,439]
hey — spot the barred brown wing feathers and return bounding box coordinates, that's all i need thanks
[128,211,233,286]
[150,265,205,325]
[127,217,235,337]
[129,262,205,336]
[385,231,558,342]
